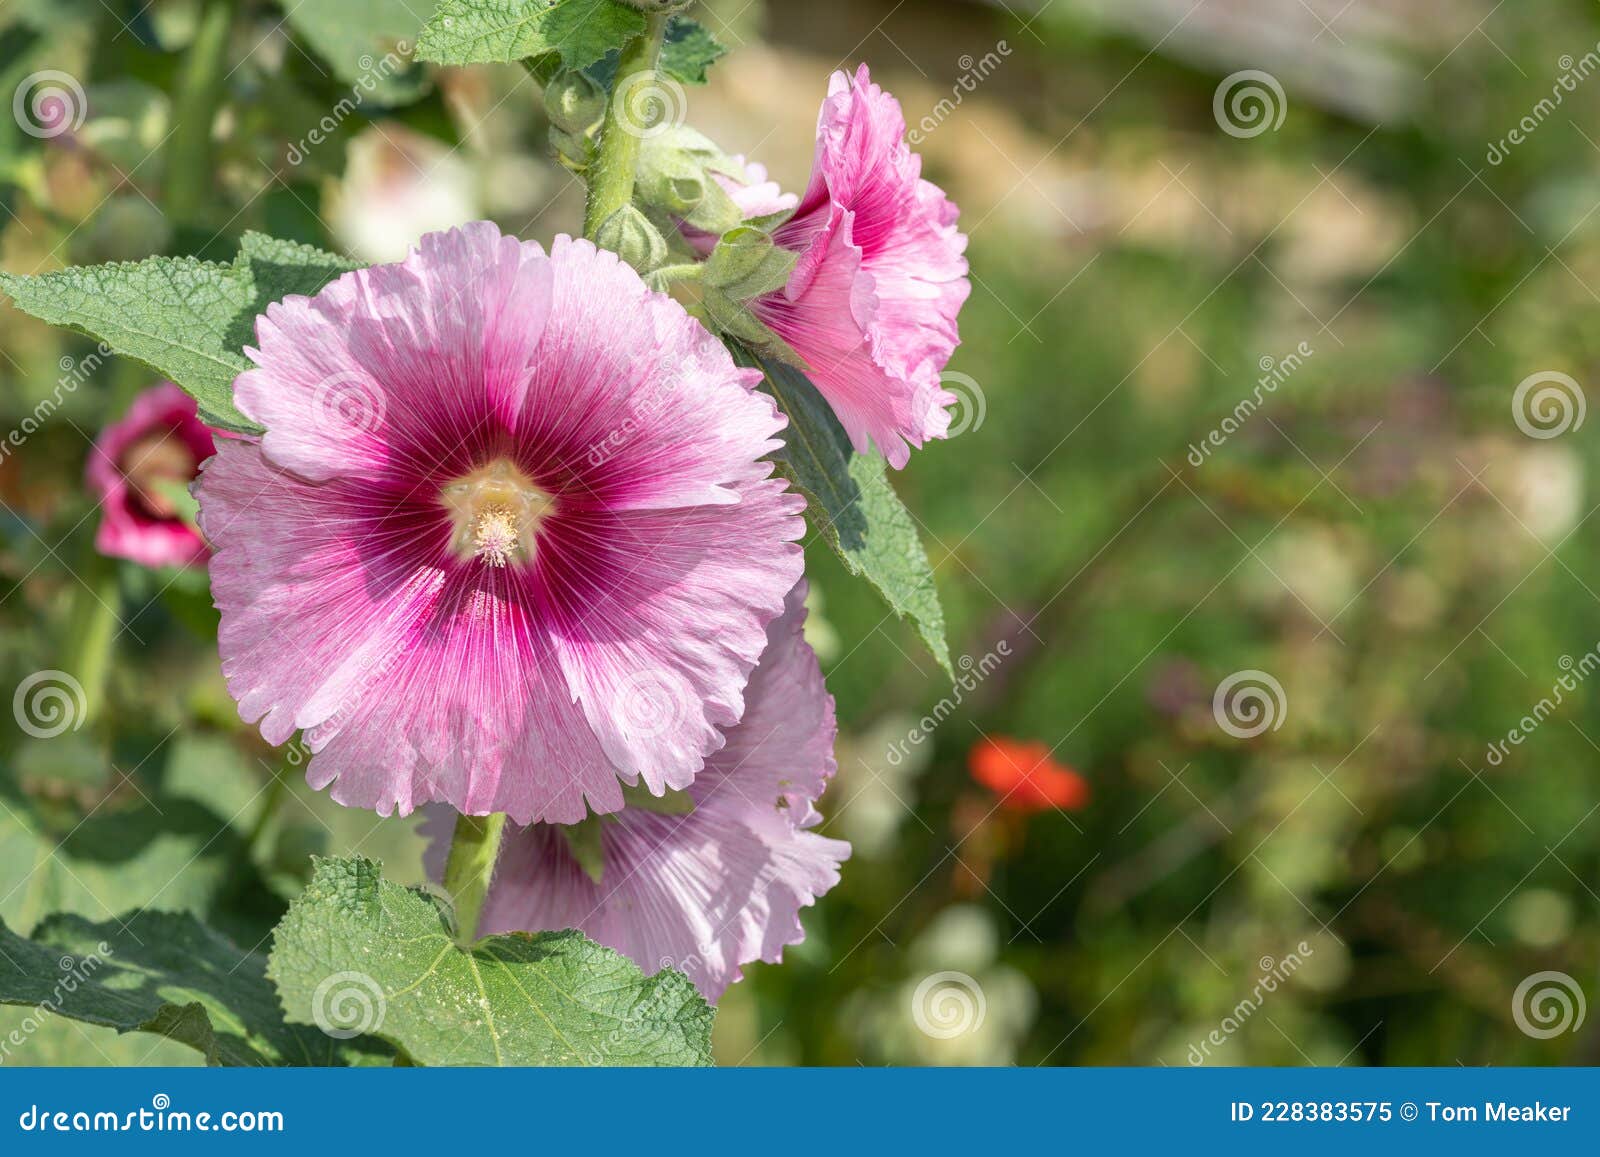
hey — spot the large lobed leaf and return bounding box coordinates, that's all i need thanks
[0,234,356,435]
[267,857,713,1067]
[419,0,639,70]
[418,0,722,83]
[736,347,953,676]
[0,910,390,1067]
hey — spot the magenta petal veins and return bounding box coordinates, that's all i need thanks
[196,223,805,824]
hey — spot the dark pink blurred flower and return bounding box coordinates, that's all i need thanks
[86,382,214,568]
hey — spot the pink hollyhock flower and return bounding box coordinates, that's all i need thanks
[751,64,970,468]
[430,581,848,1001]
[86,382,215,568]
[680,157,798,256]
[195,223,804,824]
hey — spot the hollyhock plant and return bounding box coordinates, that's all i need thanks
[750,64,971,469]
[86,381,215,568]
[969,736,1091,812]
[432,581,849,1001]
[195,222,805,824]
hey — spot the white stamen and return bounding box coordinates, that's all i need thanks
[473,506,520,567]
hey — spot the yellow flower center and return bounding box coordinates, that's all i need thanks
[440,458,553,568]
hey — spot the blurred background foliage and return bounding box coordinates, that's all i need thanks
[3,0,1600,1066]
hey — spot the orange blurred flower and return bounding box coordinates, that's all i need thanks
[968,736,1090,812]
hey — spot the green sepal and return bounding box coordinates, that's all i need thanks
[704,226,798,300]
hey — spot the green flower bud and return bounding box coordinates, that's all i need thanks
[704,227,798,300]
[544,71,606,136]
[549,125,595,174]
[594,204,668,273]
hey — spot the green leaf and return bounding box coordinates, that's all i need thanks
[540,0,645,72]
[736,347,953,676]
[620,781,694,815]
[559,817,607,885]
[0,910,391,1066]
[418,0,646,73]
[268,857,713,1066]
[0,234,356,434]
[279,0,434,103]
[417,0,556,66]
[0,767,264,937]
[659,16,725,85]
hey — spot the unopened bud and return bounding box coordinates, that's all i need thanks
[594,204,668,273]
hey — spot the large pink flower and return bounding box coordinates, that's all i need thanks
[752,64,970,468]
[195,223,805,824]
[86,382,215,568]
[436,581,848,1001]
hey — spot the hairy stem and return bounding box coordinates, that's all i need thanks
[443,812,507,945]
[165,0,234,226]
[581,12,669,240]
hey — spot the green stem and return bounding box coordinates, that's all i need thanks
[245,762,290,854]
[165,0,234,226]
[581,12,670,240]
[66,552,120,738]
[443,812,507,945]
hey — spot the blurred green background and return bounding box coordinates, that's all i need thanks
[3,0,1600,1065]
